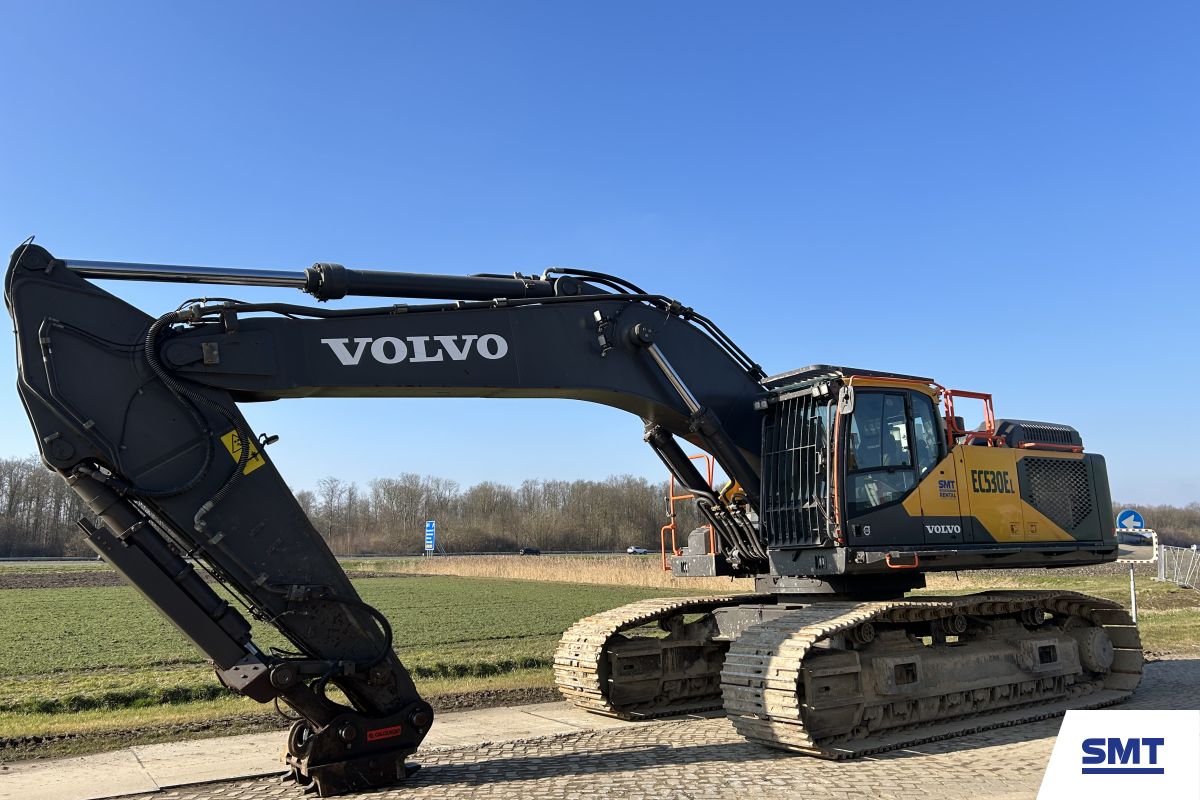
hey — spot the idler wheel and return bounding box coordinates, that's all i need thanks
[933,613,968,637]
[1068,626,1114,672]
[849,622,876,645]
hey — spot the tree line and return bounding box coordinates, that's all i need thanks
[0,457,92,557]
[0,454,1196,557]
[294,472,696,554]
[0,455,698,557]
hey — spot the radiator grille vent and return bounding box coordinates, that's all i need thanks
[1016,423,1076,445]
[1023,457,1092,531]
[761,392,834,548]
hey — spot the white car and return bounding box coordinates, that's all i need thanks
[626,546,649,555]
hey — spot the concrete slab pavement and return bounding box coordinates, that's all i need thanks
[0,749,156,800]
[0,701,691,800]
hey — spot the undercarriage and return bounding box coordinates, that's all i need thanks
[554,590,1142,756]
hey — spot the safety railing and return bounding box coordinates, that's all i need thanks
[942,388,1005,447]
[660,453,715,571]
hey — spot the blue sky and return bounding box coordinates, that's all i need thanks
[3,2,1197,506]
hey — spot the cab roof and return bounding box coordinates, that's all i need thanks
[763,364,934,393]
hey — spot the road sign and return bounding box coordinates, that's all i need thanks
[424,520,436,552]
[1116,509,1144,530]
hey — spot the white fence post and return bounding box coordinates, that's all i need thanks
[1157,544,1200,589]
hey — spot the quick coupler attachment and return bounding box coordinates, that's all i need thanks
[284,701,434,796]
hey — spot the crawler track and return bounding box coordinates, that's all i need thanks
[720,591,1143,758]
[554,594,770,719]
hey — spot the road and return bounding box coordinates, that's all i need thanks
[102,656,1197,800]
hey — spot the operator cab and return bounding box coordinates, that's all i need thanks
[757,365,1111,564]
[757,365,947,550]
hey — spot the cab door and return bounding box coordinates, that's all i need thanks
[958,446,1025,543]
[843,390,926,547]
[906,392,967,544]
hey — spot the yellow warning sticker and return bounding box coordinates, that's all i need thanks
[220,430,266,475]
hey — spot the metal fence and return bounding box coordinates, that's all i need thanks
[1158,544,1200,588]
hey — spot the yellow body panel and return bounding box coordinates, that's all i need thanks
[958,447,1027,541]
[904,446,1083,543]
[904,453,963,519]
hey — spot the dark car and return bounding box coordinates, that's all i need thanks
[519,547,542,556]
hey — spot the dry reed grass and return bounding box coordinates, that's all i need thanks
[355,558,1181,601]
[361,555,756,593]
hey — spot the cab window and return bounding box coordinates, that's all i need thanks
[910,393,941,477]
[847,393,910,471]
[846,392,915,517]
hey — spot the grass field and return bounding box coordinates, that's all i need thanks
[0,573,714,758]
[1,557,1197,761]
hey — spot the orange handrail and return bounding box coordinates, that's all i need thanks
[660,453,715,571]
[885,552,921,569]
[943,388,1003,447]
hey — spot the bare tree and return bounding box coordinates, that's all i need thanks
[7,452,1192,558]
[316,477,345,552]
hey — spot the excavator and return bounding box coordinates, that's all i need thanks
[5,241,1141,795]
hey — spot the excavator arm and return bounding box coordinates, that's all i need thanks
[5,242,768,794]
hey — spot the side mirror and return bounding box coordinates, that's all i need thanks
[838,385,855,415]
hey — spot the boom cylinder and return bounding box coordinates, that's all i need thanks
[61,259,308,289]
[59,257,576,302]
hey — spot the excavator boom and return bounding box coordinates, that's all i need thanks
[5,242,767,794]
[5,241,1138,795]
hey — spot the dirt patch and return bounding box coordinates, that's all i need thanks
[0,686,562,762]
[981,563,1162,578]
[0,712,279,762]
[0,569,432,591]
[429,686,560,713]
[0,571,127,590]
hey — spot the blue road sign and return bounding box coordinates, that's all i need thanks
[424,520,436,551]
[1116,509,1144,530]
